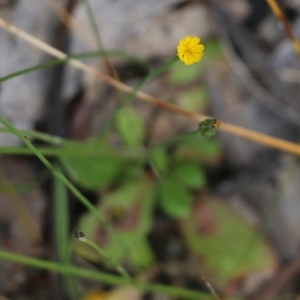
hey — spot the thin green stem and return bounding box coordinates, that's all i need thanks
[102,56,178,134]
[0,50,147,84]
[0,146,144,159]
[0,127,201,162]
[54,169,69,262]
[0,117,118,242]
[133,57,178,181]
[0,51,99,83]
[132,57,177,102]
[54,166,81,298]
[126,56,178,107]
[83,0,105,51]
[0,117,136,278]
[0,127,63,145]
[0,250,211,299]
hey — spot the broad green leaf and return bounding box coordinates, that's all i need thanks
[60,140,128,189]
[173,162,206,189]
[126,234,154,269]
[74,176,155,269]
[181,197,277,288]
[159,178,192,218]
[100,176,154,234]
[116,107,146,146]
[149,147,169,174]
[105,232,154,269]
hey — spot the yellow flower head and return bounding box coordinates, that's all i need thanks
[177,36,204,65]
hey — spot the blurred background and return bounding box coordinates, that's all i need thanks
[1,0,300,299]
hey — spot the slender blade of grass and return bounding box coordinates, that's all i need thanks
[54,164,81,299]
[0,250,212,300]
[0,116,128,262]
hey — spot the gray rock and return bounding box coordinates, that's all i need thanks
[0,0,66,145]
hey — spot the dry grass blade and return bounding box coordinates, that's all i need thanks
[48,0,120,81]
[266,0,300,57]
[47,0,94,46]
[199,272,221,300]
[1,17,300,155]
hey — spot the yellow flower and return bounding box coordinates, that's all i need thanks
[177,36,204,65]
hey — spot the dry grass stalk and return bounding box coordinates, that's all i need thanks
[1,17,300,155]
[266,0,300,57]
[47,0,95,46]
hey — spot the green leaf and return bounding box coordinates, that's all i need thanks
[116,107,146,146]
[60,140,127,189]
[181,197,277,287]
[173,162,206,189]
[74,176,156,269]
[129,235,154,269]
[100,176,155,235]
[159,178,192,218]
[107,232,154,269]
[149,147,169,174]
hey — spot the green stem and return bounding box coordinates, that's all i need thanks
[0,146,144,159]
[0,117,136,279]
[0,51,99,83]
[83,0,105,51]
[0,250,211,299]
[0,127,63,145]
[102,56,178,134]
[126,56,178,106]
[0,50,147,84]
[54,166,81,298]
[0,117,118,242]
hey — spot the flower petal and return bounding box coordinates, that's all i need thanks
[190,36,200,46]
